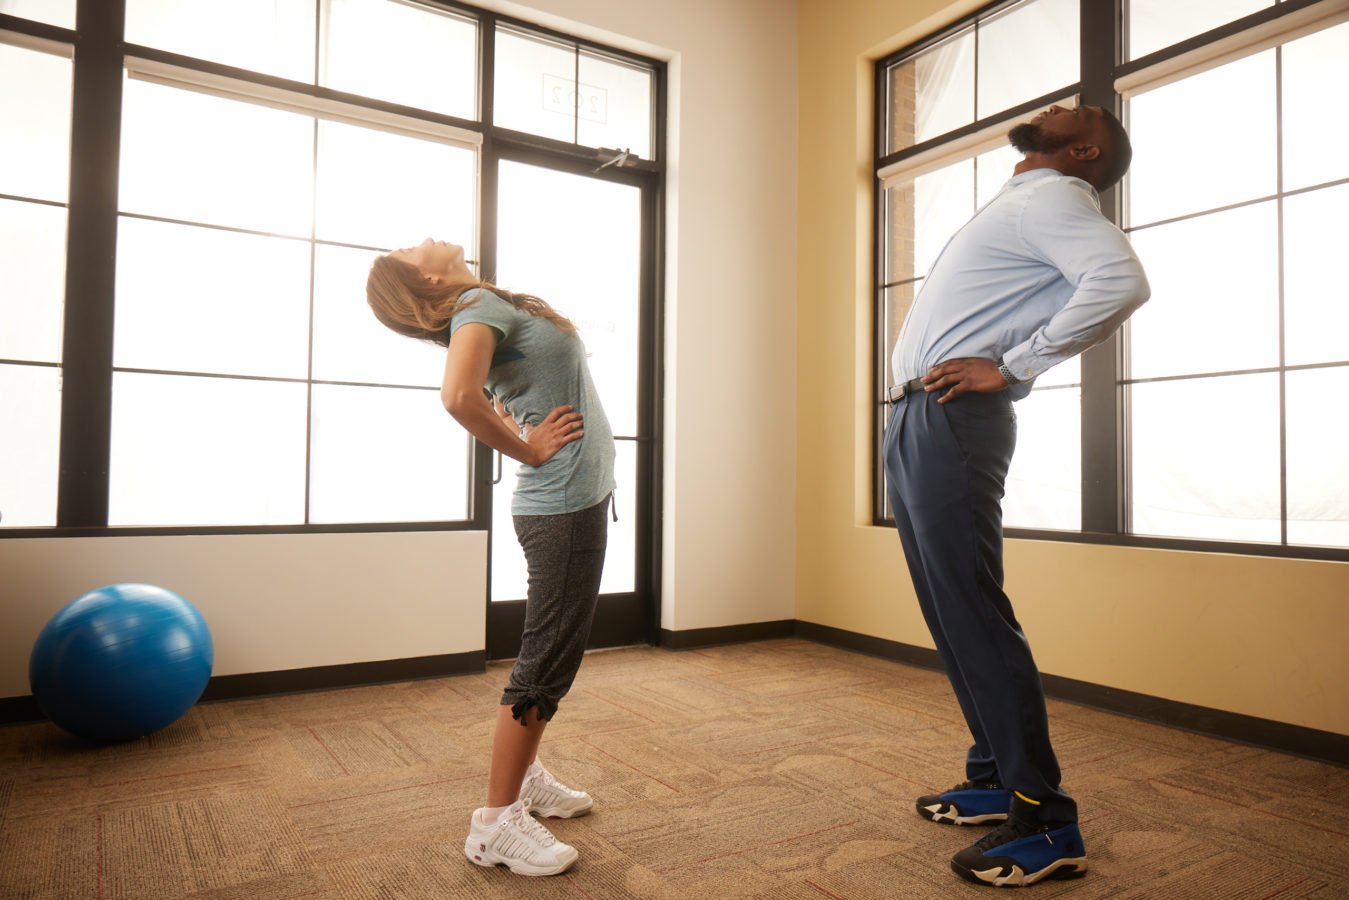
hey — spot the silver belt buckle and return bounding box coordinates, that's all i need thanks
[886,378,921,403]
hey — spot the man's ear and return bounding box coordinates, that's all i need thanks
[1070,143,1101,162]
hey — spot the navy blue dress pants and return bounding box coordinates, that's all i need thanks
[883,388,1076,825]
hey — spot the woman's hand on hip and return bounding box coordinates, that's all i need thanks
[522,405,584,466]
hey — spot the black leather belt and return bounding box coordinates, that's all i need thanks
[885,378,927,403]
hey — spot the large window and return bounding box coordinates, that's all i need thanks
[878,0,1082,532]
[1123,16,1349,548]
[0,0,662,566]
[876,0,1349,557]
[111,69,477,527]
[0,34,71,529]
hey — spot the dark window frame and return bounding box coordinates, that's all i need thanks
[872,0,1349,563]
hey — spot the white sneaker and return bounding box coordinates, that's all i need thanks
[520,760,594,818]
[463,799,578,876]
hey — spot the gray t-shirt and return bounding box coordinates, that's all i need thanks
[449,288,615,516]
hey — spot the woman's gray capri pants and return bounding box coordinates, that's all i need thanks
[502,495,610,724]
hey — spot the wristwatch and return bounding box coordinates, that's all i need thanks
[997,362,1018,386]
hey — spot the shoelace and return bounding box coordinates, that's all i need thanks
[972,817,1044,852]
[501,801,557,846]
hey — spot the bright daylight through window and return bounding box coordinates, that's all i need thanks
[877,0,1349,554]
[0,0,659,557]
[0,36,70,528]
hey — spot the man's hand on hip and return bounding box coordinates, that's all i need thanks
[922,357,1010,404]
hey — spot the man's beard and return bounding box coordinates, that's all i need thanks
[1007,121,1073,155]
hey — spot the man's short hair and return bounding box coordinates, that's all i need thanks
[1097,109,1133,190]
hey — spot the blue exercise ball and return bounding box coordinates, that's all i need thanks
[29,583,214,742]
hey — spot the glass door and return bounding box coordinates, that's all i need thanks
[485,155,657,657]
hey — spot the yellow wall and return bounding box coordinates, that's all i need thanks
[795,0,1349,736]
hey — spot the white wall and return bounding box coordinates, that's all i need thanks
[2,0,800,700]
[1,532,486,697]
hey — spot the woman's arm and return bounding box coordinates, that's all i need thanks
[491,396,518,430]
[440,322,583,466]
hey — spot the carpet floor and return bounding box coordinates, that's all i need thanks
[1,638,1346,898]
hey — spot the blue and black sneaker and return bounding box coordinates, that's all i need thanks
[916,780,1012,825]
[950,813,1088,887]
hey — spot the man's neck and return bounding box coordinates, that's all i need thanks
[1013,155,1064,178]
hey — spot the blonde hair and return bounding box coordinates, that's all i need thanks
[365,254,576,347]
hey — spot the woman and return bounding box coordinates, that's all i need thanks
[367,238,615,877]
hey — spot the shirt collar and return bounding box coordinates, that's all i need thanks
[1006,167,1099,201]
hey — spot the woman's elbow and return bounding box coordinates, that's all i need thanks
[441,387,473,418]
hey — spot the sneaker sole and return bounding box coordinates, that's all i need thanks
[463,839,579,876]
[529,798,593,819]
[918,803,1009,826]
[952,856,1087,887]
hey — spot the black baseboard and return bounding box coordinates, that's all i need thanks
[0,695,43,726]
[796,621,941,669]
[199,651,485,703]
[659,619,795,650]
[796,620,1349,768]
[1037,673,1349,768]
[1,651,485,726]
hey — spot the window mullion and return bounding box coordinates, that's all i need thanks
[1275,44,1288,546]
[56,0,125,528]
[472,19,498,533]
[1077,0,1125,535]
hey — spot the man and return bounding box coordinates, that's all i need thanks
[885,104,1149,887]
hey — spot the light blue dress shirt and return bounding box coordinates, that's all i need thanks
[891,168,1150,400]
